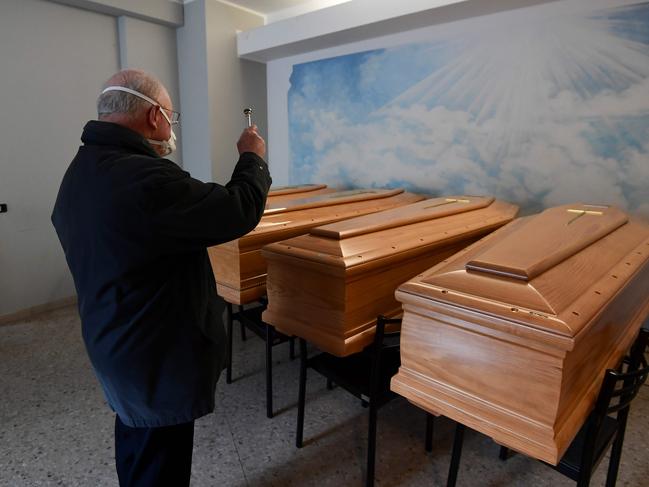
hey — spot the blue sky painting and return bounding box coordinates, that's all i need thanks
[287,0,649,216]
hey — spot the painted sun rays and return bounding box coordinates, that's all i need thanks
[287,0,649,216]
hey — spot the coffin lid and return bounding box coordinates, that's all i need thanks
[263,196,518,271]
[311,196,494,239]
[264,188,403,215]
[268,183,326,196]
[242,189,423,249]
[398,204,649,339]
[465,204,627,280]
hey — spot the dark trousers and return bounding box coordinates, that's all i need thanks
[115,415,195,487]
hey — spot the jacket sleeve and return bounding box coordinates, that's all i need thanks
[140,152,272,253]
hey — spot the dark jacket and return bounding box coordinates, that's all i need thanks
[51,121,271,427]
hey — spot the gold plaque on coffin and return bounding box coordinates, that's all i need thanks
[390,203,649,465]
[208,188,424,305]
[261,196,518,356]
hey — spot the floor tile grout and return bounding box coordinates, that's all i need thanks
[2,304,648,487]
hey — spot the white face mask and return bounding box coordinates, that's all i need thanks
[101,85,177,156]
[146,130,176,157]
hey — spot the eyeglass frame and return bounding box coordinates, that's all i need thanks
[158,106,181,126]
[101,85,181,126]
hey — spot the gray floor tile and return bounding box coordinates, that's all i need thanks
[1,305,647,486]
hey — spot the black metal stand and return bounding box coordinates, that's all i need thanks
[425,413,435,453]
[225,299,295,418]
[447,423,465,487]
[295,316,417,487]
[296,338,308,448]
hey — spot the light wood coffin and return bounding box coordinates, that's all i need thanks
[390,203,649,465]
[266,184,336,204]
[261,196,519,356]
[208,188,423,305]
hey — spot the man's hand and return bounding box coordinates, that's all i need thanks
[237,125,266,159]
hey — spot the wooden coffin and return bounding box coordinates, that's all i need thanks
[209,188,424,305]
[390,203,649,465]
[266,184,336,203]
[261,196,518,356]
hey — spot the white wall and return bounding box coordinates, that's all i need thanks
[238,0,556,61]
[0,0,185,318]
[177,0,267,185]
[205,0,267,184]
[177,0,212,182]
[118,16,183,166]
[49,0,183,26]
[0,0,119,316]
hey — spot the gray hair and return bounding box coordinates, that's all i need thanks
[97,69,163,119]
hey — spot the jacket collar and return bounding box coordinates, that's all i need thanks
[81,120,160,158]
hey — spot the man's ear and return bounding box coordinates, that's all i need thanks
[147,106,159,130]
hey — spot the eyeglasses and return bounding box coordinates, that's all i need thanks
[160,107,181,126]
[101,86,181,126]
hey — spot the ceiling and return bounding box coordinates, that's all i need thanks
[224,0,312,13]
[222,0,351,20]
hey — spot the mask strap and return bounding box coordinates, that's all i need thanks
[101,85,173,126]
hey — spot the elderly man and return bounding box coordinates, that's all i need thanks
[51,69,271,486]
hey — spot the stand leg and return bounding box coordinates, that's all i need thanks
[226,303,233,384]
[425,414,434,453]
[296,338,308,448]
[447,423,465,487]
[265,324,274,418]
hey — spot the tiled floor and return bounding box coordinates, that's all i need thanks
[1,305,647,486]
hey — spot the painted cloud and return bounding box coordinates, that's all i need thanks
[288,0,649,216]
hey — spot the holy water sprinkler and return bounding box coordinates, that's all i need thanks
[243,107,253,127]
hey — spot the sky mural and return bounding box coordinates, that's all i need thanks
[288,0,649,216]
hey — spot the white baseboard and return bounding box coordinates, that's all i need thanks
[0,296,78,326]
